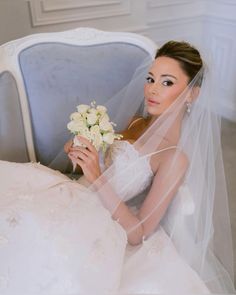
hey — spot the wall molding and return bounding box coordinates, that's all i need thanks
[41,0,121,12]
[208,0,236,5]
[203,14,236,26]
[147,15,203,27]
[28,0,131,27]
[147,0,196,9]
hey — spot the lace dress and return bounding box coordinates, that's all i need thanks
[0,140,210,294]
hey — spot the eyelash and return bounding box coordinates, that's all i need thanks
[145,77,174,87]
[163,80,174,86]
[146,77,154,83]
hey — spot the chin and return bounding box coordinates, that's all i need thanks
[147,107,162,116]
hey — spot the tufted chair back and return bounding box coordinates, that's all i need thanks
[0,28,156,167]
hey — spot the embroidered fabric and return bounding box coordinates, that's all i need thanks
[104,140,154,202]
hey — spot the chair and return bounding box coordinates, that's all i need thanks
[0,27,156,167]
[0,28,195,250]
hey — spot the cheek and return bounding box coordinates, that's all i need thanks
[162,87,185,105]
[144,84,149,97]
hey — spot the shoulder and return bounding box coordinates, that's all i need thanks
[127,116,146,130]
[151,149,189,188]
[159,148,189,173]
[120,116,148,141]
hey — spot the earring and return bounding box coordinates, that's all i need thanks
[186,101,192,114]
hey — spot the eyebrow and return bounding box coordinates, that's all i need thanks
[148,72,177,80]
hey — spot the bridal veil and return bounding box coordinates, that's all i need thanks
[51,45,235,294]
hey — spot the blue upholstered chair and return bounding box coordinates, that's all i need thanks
[0,28,195,244]
[0,28,156,168]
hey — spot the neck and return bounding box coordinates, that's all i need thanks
[146,111,185,146]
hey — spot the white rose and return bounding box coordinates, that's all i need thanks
[103,132,115,144]
[93,136,103,151]
[76,104,90,113]
[99,117,113,132]
[90,125,103,150]
[70,112,82,121]
[90,124,101,135]
[88,108,98,115]
[99,113,109,123]
[87,113,98,125]
[67,120,86,133]
[73,136,83,147]
[96,105,107,114]
[79,126,91,140]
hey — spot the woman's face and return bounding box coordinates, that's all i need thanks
[144,56,189,116]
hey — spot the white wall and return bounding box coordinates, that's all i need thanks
[0,0,147,44]
[202,1,236,121]
[0,0,236,120]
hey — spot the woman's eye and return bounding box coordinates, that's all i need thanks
[146,77,154,83]
[162,80,174,86]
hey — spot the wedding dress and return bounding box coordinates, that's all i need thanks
[0,140,210,295]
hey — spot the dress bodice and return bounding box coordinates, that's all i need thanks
[104,140,154,202]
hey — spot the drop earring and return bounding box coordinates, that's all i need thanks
[186,101,192,114]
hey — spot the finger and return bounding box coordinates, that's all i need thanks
[64,139,73,153]
[76,147,92,157]
[69,151,88,162]
[70,147,96,161]
[69,155,77,172]
[70,146,89,153]
[77,136,97,153]
[68,154,85,168]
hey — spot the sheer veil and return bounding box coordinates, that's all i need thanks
[50,50,235,293]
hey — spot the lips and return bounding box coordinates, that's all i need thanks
[147,98,160,105]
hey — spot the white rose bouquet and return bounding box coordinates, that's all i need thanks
[67,101,123,154]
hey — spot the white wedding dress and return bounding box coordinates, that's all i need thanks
[0,140,210,294]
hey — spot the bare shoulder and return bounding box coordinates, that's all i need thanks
[151,148,189,175]
[120,116,148,141]
[160,148,189,172]
[127,116,146,130]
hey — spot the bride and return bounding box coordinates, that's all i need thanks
[0,41,235,294]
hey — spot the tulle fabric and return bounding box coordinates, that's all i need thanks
[0,148,210,295]
[45,51,234,293]
[84,60,235,293]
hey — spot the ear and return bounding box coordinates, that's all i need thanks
[187,86,200,103]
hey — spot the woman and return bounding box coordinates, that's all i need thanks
[0,41,234,294]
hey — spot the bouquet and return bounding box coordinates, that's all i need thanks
[67,101,123,154]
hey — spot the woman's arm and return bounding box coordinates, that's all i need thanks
[96,150,189,246]
[69,136,188,246]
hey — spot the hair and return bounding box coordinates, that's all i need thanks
[155,41,203,86]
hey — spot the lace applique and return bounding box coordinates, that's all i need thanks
[104,140,153,202]
[17,193,33,201]
[143,228,169,257]
[84,238,106,272]
[6,212,21,228]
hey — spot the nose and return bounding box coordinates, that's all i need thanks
[149,83,158,95]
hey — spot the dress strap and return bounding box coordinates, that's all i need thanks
[144,145,179,158]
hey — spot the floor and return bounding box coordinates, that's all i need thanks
[221,118,236,286]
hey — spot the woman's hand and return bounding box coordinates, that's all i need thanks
[64,139,73,154]
[68,136,102,184]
